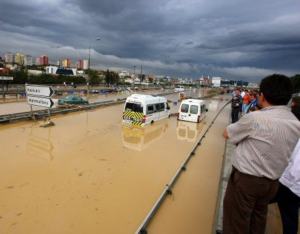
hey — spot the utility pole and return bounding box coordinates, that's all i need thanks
[88,37,101,71]
[88,45,91,70]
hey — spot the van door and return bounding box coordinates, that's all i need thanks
[146,104,156,124]
[188,104,199,122]
[179,103,190,121]
[200,104,206,121]
[155,103,168,120]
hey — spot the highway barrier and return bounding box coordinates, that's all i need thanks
[135,99,231,234]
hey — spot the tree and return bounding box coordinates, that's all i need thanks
[291,74,300,92]
[105,69,120,85]
[88,69,100,86]
[12,69,28,84]
[105,69,111,85]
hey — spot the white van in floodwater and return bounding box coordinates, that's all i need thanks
[174,86,185,92]
[123,94,170,126]
[178,99,207,123]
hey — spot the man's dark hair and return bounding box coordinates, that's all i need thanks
[292,96,300,120]
[259,74,293,105]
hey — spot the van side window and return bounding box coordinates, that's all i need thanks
[201,105,206,113]
[147,105,155,114]
[181,104,189,113]
[155,103,165,112]
[190,105,198,114]
[155,104,160,112]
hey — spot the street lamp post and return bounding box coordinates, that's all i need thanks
[88,37,101,70]
[88,45,91,71]
[87,37,101,99]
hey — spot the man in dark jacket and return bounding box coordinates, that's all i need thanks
[231,89,241,123]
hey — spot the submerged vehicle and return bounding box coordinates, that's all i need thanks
[122,94,170,126]
[178,99,207,123]
[58,95,88,105]
[174,86,185,92]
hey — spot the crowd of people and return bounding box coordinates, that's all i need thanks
[231,89,260,123]
[223,74,300,234]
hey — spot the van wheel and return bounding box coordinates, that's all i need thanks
[151,120,154,124]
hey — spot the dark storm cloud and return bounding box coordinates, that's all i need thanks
[0,0,300,81]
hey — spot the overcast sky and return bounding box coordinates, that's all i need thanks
[0,0,299,82]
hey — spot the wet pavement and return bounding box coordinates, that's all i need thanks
[0,91,228,234]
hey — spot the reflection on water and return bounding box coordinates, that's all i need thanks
[122,121,168,151]
[27,125,54,161]
[176,121,205,143]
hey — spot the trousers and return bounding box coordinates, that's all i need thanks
[231,108,240,123]
[223,167,279,234]
[272,183,300,234]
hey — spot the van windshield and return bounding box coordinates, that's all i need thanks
[125,102,143,113]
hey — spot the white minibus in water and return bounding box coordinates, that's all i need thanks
[123,94,170,126]
[178,99,207,123]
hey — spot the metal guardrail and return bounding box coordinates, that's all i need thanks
[0,99,126,123]
[135,100,231,234]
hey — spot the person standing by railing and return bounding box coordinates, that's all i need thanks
[222,74,300,234]
[231,89,242,123]
[272,96,300,234]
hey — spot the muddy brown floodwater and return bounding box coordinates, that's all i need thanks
[0,92,228,234]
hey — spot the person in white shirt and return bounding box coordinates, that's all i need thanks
[275,96,300,234]
[222,75,300,234]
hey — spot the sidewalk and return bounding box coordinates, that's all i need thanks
[215,141,234,231]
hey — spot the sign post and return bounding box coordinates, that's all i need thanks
[0,76,13,100]
[25,84,55,126]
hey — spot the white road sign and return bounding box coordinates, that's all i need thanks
[0,76,13,81]
[26,85,54,97]
[27,96,54,108]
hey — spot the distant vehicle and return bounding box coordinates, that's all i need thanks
[90,89,100,94]
[123,94,170,126]
[174,86,185,92]
[58,95,88,105]
[99,88,117,94]
[178,99,207,123]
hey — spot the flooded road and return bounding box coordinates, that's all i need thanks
[0,92,228,234]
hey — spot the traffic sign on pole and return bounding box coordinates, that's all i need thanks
[26,85,54,97]
[27,96,54,108]
[0,76,13,81]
